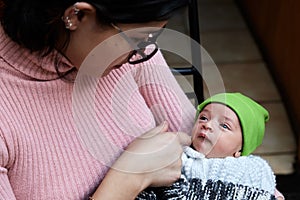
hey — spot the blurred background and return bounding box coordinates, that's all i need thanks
[164,0,300,199]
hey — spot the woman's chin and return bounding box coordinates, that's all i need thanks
[102,64,123,77]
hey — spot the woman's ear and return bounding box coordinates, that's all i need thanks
[62,2,95,30]
[233,151,241,158]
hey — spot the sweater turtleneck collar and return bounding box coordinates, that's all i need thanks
[0,25,76,81]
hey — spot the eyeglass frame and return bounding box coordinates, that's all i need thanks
[111,23,164,65]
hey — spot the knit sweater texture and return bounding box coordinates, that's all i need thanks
[0,26,195,199]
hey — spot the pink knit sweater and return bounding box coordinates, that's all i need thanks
[0,26,195,199]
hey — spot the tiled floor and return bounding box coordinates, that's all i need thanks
[164,0,297,175]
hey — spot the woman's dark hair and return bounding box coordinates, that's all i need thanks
[88,0,189,23]
[0,0,189,55]
[0,1,4,19]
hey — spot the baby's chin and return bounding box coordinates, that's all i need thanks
[191,142,206,154]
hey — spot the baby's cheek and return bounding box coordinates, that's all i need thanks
[191,127,198,140]
[207,140,233,158]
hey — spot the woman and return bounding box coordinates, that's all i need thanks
[0,0,195,199]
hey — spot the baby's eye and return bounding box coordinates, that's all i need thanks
[199,115,208,121]
[220,123,230,130]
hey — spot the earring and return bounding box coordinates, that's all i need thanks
[73,5,80,15]
[61,3,80,30]
[62,16,72,29]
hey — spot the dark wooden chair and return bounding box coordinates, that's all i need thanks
[171,0,204,103]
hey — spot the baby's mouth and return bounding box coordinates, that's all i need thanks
[197,132,207,139]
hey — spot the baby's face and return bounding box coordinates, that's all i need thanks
[191,103,243,158]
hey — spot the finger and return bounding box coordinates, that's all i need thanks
[139,121,168,139]
[176,132,192,146]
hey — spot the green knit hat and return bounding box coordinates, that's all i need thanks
[196,93,269,156]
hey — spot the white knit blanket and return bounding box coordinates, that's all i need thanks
[136,147,277,200]
[182,146,276,194]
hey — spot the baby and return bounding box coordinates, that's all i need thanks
[137,92,284,200]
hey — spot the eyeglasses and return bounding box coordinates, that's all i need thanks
[111,23,164,65]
